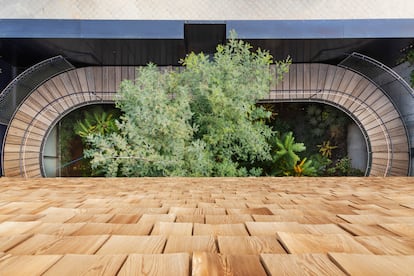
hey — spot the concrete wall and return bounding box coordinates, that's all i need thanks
[1,0,414,20]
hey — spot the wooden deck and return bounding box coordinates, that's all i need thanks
[0,177,413,275]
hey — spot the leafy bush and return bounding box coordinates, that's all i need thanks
[82,32,291,177]
[327,157,364,176]
[271,132,316,176]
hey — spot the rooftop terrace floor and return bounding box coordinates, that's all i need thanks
[0,177,413,275]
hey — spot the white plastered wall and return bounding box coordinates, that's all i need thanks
[1,0,414,20]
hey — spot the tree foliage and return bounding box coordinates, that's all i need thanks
[82,32,292,176]
[75,109,118,138]
[271,132,316,176]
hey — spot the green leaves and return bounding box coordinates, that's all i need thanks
[82,32,292,177]
[178,32,283,175]
[74,110,118,138]
[271,132,316,176]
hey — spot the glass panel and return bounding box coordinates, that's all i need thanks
[43,126,58,177]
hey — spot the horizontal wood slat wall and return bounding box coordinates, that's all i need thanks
[2,64,410,177]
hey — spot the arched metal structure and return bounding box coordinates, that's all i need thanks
[2,67,137,177]
[2,64,410,177]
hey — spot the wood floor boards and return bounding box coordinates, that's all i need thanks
[0,177,413,275]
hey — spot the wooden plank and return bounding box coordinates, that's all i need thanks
[24,91,56,117]
[218,236,286,254]
[205,214,252,224]
[0,234,32,252]
[92,67,103,93]
[302,63,311,92]
[338,69,355,93]
[261,253,346,275]
[28,222,85,236]
[95,235,166,254]
[38,207,79,216]
[40,81,67,112]
[64,213,114,223]
[282,69,290,100]
[127,67,136,82]
[0,221,42,236]
[317,64,328,91]
[6,134,41,145]
[328,91,342,107]
[246,222,308,235]
[76,68,89,92]
[107,66,116,92]
[2,160,21,174]
[0,202,48,214]
[169,207,226,215]
[59,73,81,106]
[289,64,297,99]
[8,234,109,255]
[25,169,43,178]
[66,70,82,93]
[115,66,123,91]
[121,67,130,83]
[5,127,43,143]
[346,80,369,111]
[101,66,110,92]
[0,255,62,275]
[296,63,305,99]
[329,253,414,276]
[176,215,205,223]
[111,206,167,214]
[309,63,320,90]
[193,223,249,236]
[338,214,412,225]
[379,223,414,237]
[2,214,45,222]
[302,224,349,235]
[151,222,193,236]
[164,235,217,253]
[118,253,190,276]
[192,253,267,276]
[19,102,52,125]
[355,235,414,255]
[49,78,72,109]
[277,233,372,254]
[85,67,96,97]
[53,75,75,105]
[339,223,397,236]
[72,222,153,236]
[48,99,66,115]
[138,214,176,224]
[252,214,293,222]
[108,214,140,224]
[43,254,127,276]
[339,77,359,107]
[226,207,273,215]
[38,213,75,223]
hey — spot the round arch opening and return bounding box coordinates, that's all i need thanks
[258,101,368,176]
[42,103,120,177]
